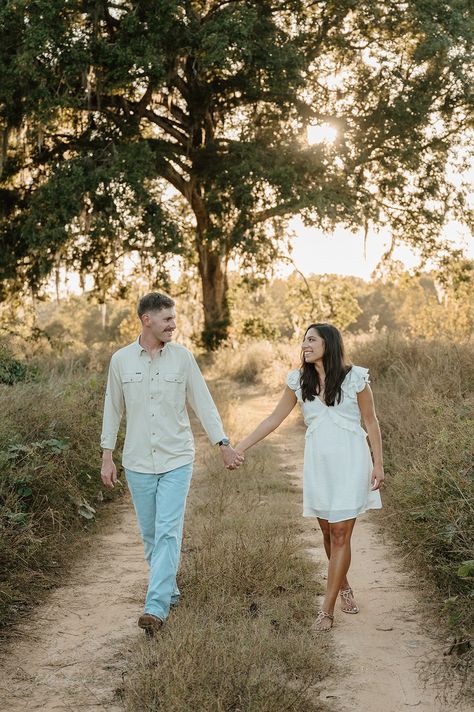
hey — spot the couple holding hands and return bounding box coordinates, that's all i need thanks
[100,292,383,635]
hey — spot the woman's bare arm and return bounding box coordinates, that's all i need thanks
[235,387,297,453]
[357,384,384,490]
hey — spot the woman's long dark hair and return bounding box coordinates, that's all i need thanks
[300,323,351,405]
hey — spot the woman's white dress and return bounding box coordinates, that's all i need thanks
[286,365,382,523]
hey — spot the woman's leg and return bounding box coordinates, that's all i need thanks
[315,517,357,629]
[317,517,350,591]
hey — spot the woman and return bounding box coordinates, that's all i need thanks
[235,323,384,631]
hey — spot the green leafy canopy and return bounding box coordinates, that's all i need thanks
[0,1,473,343]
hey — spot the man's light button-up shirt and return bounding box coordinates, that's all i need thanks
[100,338,226,474]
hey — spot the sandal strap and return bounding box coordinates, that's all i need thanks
[340,587,354,600]
[315,609,334,622]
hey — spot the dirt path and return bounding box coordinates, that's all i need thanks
[0,387,466,711]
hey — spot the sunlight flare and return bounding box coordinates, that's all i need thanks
[307,123,338,145]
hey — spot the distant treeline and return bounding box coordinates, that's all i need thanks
[16,265,470,355]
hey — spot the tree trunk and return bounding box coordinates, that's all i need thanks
[191,188,230,350]
[196,241,230,350]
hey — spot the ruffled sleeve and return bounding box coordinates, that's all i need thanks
[286,369,302,392]
[341,365,370,398]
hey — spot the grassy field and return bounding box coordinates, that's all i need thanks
[353,335,474,692]
[118,388,334,711]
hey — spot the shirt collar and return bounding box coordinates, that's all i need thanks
[135,336,146,354]
[135,335,169,355]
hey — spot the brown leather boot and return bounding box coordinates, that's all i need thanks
[138,613,163,634]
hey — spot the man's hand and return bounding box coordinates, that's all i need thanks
[101,451,118,489]
[219,444,245,470]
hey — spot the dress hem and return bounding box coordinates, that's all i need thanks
[302,501,382,523]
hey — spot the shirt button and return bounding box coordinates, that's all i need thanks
[151,396,154,399]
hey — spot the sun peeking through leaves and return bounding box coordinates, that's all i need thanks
[307,123,338,146]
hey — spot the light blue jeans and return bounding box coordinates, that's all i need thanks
[124,463,193,621]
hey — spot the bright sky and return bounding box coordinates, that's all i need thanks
[60,220,473,296]
[275,218,474,280]
[277,123,474,280]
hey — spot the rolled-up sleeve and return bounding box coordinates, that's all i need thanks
[185,352,226,445]
[100,355,124,450]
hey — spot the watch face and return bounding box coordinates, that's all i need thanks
[220,437,230,446]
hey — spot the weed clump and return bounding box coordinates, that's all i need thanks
[0,345,31,385]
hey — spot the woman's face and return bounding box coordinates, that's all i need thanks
[302,328,325,364]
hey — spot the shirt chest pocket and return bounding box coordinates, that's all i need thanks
[160,372,186,406]
[121,373,144,404]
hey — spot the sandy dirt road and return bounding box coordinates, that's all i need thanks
[0,388,467,711]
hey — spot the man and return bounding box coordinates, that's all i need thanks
[100,292,243,634]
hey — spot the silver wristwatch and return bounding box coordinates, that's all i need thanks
[218,436,230,447]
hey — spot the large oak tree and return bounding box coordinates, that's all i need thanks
[1,1,472,347]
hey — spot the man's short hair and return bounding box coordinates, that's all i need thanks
[137,292,175,319]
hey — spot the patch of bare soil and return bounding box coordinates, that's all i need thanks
[0,498,144,711]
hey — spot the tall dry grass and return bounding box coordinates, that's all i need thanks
[209,339,298,390]
[0,360,122,636]
[351,335,473,695]
[118,388,334,712]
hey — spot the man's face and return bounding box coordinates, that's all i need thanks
[142,307,176,344]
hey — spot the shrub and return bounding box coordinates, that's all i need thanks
[0,345,29,385]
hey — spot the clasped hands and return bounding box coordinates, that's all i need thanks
[219,443,245,470]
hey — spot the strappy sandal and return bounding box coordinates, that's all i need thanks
[340,587,359,614]
[312,610,334,632]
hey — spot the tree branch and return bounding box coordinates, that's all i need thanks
[159,97,190,127]
[142,109,190,146]
[168,70,191,104]
[159,159,189,199]
[136,83,155,117]
[279,254,317,312]
[253,200,306,224]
